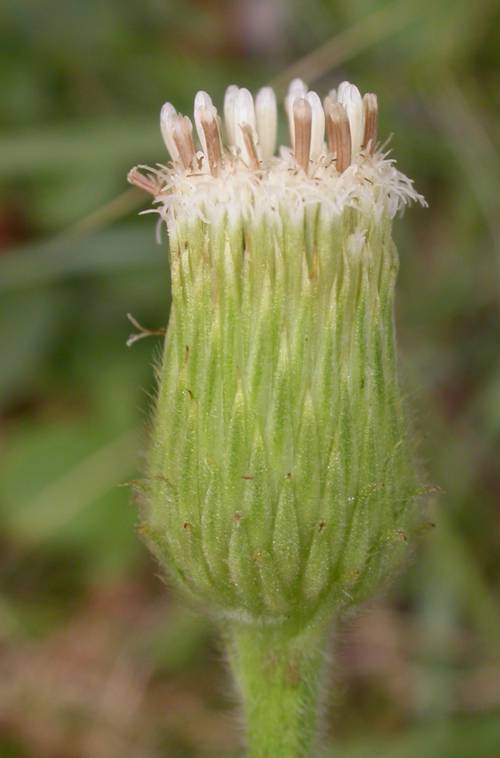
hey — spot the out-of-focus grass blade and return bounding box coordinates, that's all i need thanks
[56,188,143,240]
[3,427,140,541]
[424,77,499,243]
[0,289,69,402]
[270,0,420,93]
[329,713,500,757]
[0,118,160,177]
[0,225,164,291]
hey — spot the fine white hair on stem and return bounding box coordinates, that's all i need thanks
[256,87,278,160]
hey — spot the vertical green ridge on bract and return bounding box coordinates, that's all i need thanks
[143,206,417,624]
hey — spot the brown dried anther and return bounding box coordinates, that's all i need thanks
[293,97,312,174]
[240,123,260,171]
[362,93,378,153]
[200,109,223,176]
[173,115,196,170]
[127,167,161,196]
[324,100,352,174]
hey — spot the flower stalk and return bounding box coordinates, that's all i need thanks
[226,619,331,758]
[130,78,425,757]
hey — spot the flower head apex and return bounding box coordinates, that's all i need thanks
[129,79,426,224]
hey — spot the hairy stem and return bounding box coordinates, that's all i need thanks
[226,619,332,757]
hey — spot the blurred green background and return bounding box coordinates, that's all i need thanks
[0,1,499,756]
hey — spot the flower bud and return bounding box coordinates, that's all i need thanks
[131,81,426,626]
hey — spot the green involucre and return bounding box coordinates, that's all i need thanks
[142,206,417,625]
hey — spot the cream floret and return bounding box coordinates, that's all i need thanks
[129,79,426,227]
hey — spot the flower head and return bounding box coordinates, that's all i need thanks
[132,80,425,625]
[129,80,425,230]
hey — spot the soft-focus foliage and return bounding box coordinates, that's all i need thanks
[0,1,498,756]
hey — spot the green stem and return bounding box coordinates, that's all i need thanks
[226,619,332,758]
